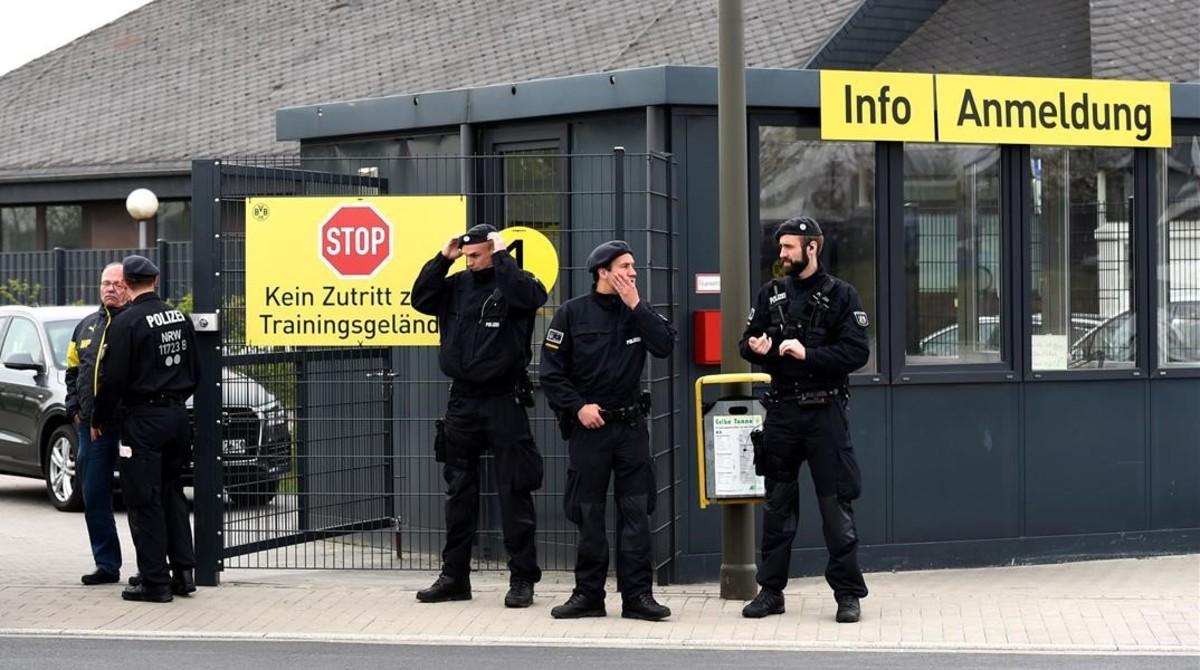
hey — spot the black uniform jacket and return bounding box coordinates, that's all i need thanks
[65,304,123,423]
[92,293,198,429]
[738,270,870,389]
[540,290,675,415]
[412,248,548,390]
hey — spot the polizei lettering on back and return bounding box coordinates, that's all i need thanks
[956,89,1153,141]
[146,310,187,329]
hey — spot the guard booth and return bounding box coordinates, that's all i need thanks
[188,66,1200,586]
[188,152,682,586]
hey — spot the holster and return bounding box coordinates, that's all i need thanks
[749,427,765,476]
[433,419,447,463]
[556,411,576,441]
[516,373,535,408]
[638,390,652,415]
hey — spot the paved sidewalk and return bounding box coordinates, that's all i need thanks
[0,476,1196,654]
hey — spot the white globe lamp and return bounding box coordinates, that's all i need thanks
[126,188,159,248]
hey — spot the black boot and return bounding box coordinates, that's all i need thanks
[504,580,534,608]
[835,594,861,623]
[121,584,173,603]
[621,592,670,621]
[550,592,606,619]
[81,569,119,586]
[742,588,785,618]
[128,573,142,587]
[416,574,471,603]
[171,569,196,596]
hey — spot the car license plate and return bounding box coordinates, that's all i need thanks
[222,438,248,455]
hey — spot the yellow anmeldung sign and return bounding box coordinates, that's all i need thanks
[245,195,466,346]
[935,74,1172,148]
[820,70,937,142]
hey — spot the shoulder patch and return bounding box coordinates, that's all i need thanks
[545,328,565,345]
[853,311,869,328]
[746,307,755,325]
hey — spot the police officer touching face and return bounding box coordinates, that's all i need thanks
[540,240,675,621]
[92,255,197,603]
[739,216,870,623]
[411,223,547,608]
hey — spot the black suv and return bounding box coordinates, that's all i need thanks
[0,305,290,510]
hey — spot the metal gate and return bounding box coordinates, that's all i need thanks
[190,151,680,585]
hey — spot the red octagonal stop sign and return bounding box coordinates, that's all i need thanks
[319,204,393,278]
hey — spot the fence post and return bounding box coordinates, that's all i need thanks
[191,160,223,587]
[156,239,171,303]
[53,248,67,305]
[613,146,625,239]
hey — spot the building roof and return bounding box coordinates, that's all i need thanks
[876,0,1093,77]
[0,0,860,180]
[1090,0,1199,82]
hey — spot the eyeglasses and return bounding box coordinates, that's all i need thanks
[100,281,126,289]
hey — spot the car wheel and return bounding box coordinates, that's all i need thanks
[228,478,279,508]
[45,424,83,512]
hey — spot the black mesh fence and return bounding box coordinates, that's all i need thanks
[197,153,680,580]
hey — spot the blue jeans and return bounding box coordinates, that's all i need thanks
[77,424,122,574]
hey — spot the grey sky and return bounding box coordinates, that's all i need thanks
[0,0,155,76]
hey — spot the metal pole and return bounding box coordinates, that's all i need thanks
[717,0,757,600]
[614,146,626,239]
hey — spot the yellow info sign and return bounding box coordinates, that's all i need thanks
[245,195,466,346]
[820,70,937,142]
[935,74,1172,148]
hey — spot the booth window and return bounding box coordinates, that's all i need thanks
[156,201,191,242]
[1030,147,1135,370]
[758,126,877,372]
[902,144,1003,366]
[0,207,37,252]
[1156,135,1200,367]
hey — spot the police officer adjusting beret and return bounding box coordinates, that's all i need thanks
[586,240,633,273]
[774,216,823,242]
[459,223,498,246]
[122,254,159,280]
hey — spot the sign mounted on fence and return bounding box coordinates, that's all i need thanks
[449,225,560,293]
[245,195,465,346]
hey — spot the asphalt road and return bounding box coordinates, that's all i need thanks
[0,637,1192,670]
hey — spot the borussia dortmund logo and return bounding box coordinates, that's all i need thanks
[252,202,271,221]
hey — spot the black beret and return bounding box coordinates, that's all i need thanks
[774,216,823,242]
[586,240,633,273]
[122,254,159,280]
[459,223,498,246]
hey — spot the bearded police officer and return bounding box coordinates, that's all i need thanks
[411,224,547,608]
[541,240,675,621]
[739,217,870,623]
[92,255,197,602]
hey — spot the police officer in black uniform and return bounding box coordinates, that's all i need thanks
[411,224,547,608]
[92,255,197,603]
[540,240,675,621]
[739,217,870,623]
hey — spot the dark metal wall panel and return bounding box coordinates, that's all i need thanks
[1024,381,1147,535]
[1149,379,1200,530]
[892,384,1020,542]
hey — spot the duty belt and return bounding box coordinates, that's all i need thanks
[600,404,643,423]
[762,387,843,408]
[128,393,185,407]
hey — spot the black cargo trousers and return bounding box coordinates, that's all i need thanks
[563,416,656,601]
[118,402,195,589]
[439,391,543,584]
[757,396,868,599]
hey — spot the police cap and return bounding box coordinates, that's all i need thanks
[774,216,823,242]
[122,254,159,281]
[586,240,633,273]
[459,223,497,246]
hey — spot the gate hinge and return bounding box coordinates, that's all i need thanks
[191,313,219,332]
